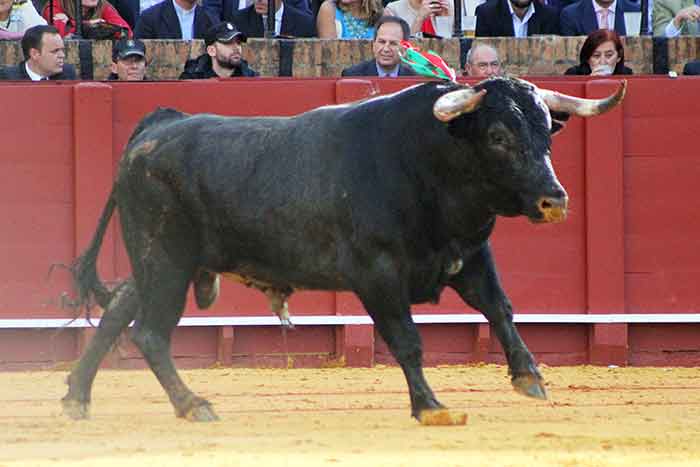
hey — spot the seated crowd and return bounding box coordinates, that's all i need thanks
[0,0,699,80]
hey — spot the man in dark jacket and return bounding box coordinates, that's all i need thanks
[179,21,259,78]
[341,16,415,77]
[226,0,315,38]
[0,25,76,81]
[475,0,560,37]
[135,0,217,39]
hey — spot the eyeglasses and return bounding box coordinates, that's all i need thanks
[473,61,500,71]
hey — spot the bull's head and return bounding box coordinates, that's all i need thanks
[432,77,626,223]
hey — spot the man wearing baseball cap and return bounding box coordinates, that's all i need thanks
[179,21,259,79]
[108,38,148,81]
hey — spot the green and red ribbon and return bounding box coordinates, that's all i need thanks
[399,40,456,83]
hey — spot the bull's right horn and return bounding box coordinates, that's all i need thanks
[538,80,627,117]
[433,88,488,122]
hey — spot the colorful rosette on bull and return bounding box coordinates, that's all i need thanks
[399,41,457,83]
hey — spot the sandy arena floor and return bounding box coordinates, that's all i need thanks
[1,365,699,466]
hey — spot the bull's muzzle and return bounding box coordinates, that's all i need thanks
[537,195,568,223]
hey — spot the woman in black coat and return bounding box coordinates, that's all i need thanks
[565,29,633,76]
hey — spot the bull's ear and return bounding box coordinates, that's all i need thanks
[549,110,570,136]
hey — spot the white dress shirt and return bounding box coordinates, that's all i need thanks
[506,0,535,38]
[173,0,196,40]
[593,0,616,30]
[25,62,45,81]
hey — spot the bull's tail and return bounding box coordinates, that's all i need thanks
[70,187,117,310]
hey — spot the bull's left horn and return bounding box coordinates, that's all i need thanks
[433,88,487,122]
[538,80,627,117]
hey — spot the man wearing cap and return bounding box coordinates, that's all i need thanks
[108,38,148,80]
[179,21,259,78]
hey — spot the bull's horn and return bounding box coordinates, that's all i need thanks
[538,80,627,117]
[433,88,488,122]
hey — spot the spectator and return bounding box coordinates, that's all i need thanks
[560,0,640,36]
[463,42,502,77]
[0,0,47,40]
[384,0,454,37]
[42,0,132,39]
[475,0,560,37]
[135,0,216,39]
[683,60,700,74]
[204,0,311,22]
[226,0,315,37]
[564,29,632,75]
[108,37,148,80]
[180,21,259,78]
[109,0,150,30]
[317,0,383,38]
[0,24,76,80]
[653,0,700,36]
[341,15,415,76]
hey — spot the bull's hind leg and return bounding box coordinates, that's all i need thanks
[355,257,466,425]
[129,268,218,422]
[62,280,139,420]
[450,244,546,399]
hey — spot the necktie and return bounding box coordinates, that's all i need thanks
[599,8,610,29]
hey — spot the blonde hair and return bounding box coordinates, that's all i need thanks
[336,0,383,25]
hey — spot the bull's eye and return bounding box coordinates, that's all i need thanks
[490,133,507,146]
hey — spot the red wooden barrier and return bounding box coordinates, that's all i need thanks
[1,77,700,370]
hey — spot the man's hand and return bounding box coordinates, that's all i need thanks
[673,5,700,29]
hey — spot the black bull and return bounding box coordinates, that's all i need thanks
[63,77,626,424]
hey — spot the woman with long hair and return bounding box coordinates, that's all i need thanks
[316,0,383,39]
[565,29,632,76]
[42,0,132,39]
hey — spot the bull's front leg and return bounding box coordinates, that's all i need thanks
[354,254,466,425]
[449,242,547,400]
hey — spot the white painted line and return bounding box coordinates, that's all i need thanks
[1,313,700,329]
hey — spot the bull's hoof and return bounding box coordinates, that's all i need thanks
[512,374,548,400]
[62,398,90,420]
[184,403,220,422]
[280,318,294,330]
[418,409,467,426]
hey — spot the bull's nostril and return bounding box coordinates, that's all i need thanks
[540,199,553,210]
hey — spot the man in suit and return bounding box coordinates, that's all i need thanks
[341,16,415,77]
[226,0,315,38]
[652,0,700,36]
[135,0,216,39]
[203,0,310,22]
[560,0,641,36]
[475,0,560,37]
[0,24,76,80]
